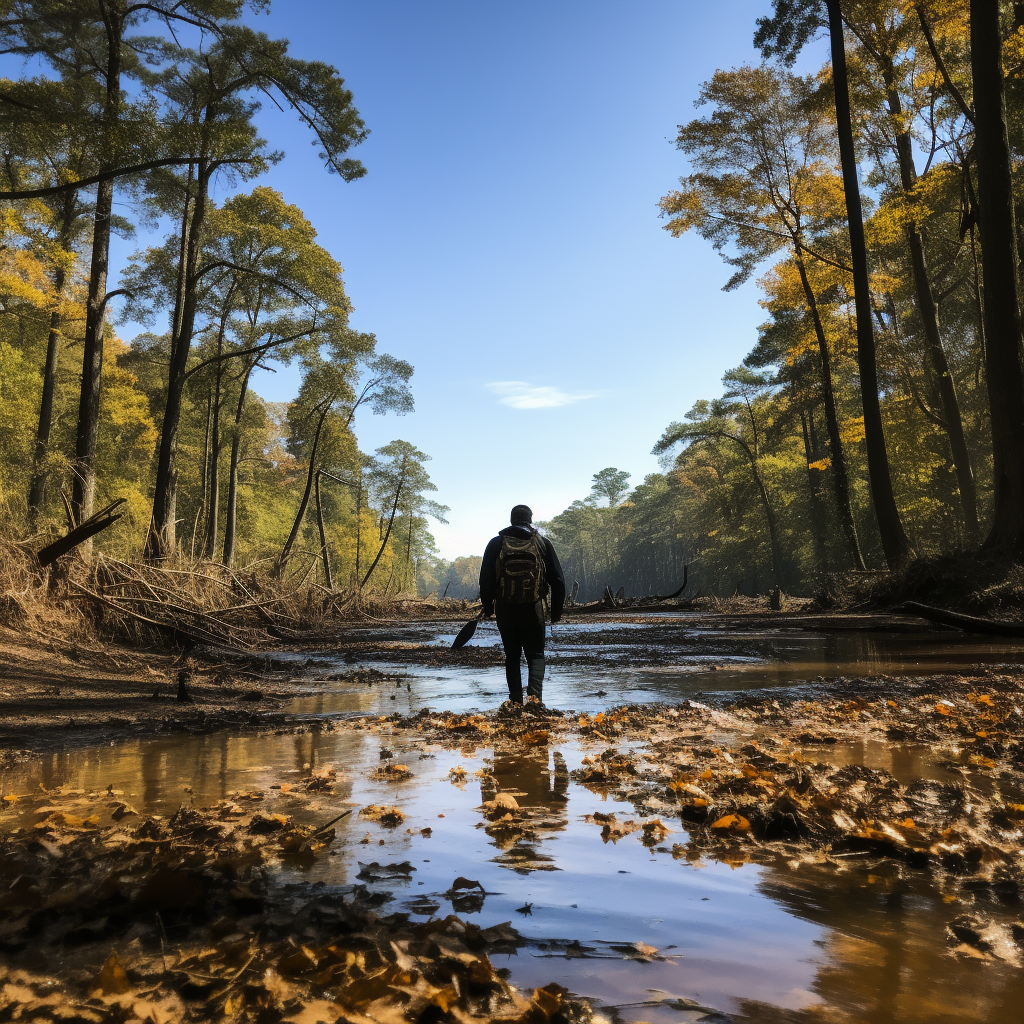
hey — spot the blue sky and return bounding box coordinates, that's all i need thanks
[118,1,789,559]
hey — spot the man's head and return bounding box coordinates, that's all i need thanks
[510,504,533,527]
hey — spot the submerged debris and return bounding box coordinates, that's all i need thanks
[0,786,590,1024]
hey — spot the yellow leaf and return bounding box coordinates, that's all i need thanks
[711,814,750,831]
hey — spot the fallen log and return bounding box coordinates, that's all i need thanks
[36,498,125,566]
[569,568,690,614]
[898,601,1024,638]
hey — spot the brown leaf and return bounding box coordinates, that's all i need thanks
[359,805,405,828]
[94,951,131,995]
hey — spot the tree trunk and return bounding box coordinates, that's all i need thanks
[361,458,407,589]
[794,252,866,569]
[315,471,334,590]
[826,0,912,569]
[71,178,113,527]
[741,442,783,587]
[884,67,979,541]
[406,511,414,591]
[202,316,229,560]
[146,164,210,560]
[199,389,212,549]
[972,0,1024,555]
[223,431,242,567]
[222,361,254,567]
[278,400,333,575]
[801,408,830,572]
[28,193,76,522]
[71,5,122,530]
[354,473,362,583]
[202,367,222,560]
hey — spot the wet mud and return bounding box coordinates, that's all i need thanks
[4,613,1024,1022]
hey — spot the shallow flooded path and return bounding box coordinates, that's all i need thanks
[288,613,1024,717]
[4,613,1024,1022]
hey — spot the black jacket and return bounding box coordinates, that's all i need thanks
[480,526,565,621]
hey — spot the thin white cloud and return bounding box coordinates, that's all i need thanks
[486,380,600,410]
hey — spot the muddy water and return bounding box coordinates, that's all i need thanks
[6,618,1024,1021]
[288,618,1024,718]
[3,721,1024,1023]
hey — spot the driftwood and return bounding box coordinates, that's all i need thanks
[898,601,1024,638]
[36,499,126,567]
[570,566,689,614]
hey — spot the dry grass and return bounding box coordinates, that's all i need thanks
[0,532,453,653]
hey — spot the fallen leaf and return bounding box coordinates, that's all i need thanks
[710,814,750,832]
[93,951,131,995]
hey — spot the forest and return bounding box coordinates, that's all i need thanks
[544,0,1024,603]
[7,6,1024,1024]
[5,2,1024,608]
[0,0,449,598]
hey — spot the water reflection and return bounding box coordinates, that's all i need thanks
[283,620,1024,719]
[752,862,1024,1024]
[479,743,570,874]
[5,719,1024,1021]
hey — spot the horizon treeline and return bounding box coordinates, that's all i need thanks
[540,1,1024,600]
[0,0,447,594]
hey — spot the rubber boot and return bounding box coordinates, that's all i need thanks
[526,657,545,703]
[505,659,524,704]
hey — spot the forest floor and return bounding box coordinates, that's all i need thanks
[4,607,1024,1022]
[0,603,973,754]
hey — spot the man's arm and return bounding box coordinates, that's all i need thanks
[479,537,501,616]
[543,538,566,621]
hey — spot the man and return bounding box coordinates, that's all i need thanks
[480,505,565,706]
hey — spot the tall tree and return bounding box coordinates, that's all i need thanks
[755,0,913,567]
[277,352,413,575]
[660,65,867,568]
[971,0,1024,555]
[590,467,632,507]
[656,388,786,588]
[139,28,368,558]
[841,2,979,538]
[0,0,262,527]
[361,441,436,590]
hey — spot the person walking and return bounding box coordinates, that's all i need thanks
[480,505,565,706]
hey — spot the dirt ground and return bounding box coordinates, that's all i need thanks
[0,625,329,756]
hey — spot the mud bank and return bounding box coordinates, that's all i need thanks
[0,626,403,756]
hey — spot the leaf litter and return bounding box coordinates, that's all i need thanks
[7,667,1024,1023]
[0,782,595,1024]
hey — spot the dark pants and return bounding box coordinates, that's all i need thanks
[496,603,545,703]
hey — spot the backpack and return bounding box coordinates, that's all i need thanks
[496,531,547,603]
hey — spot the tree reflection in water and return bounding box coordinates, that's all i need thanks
[736,862,1024,1024]
[478,743,570,875]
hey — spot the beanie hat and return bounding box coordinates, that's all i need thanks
[510,504,533,525]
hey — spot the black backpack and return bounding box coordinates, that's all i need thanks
[496,531,547,603]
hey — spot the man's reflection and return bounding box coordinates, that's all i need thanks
[478,743,569,875]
